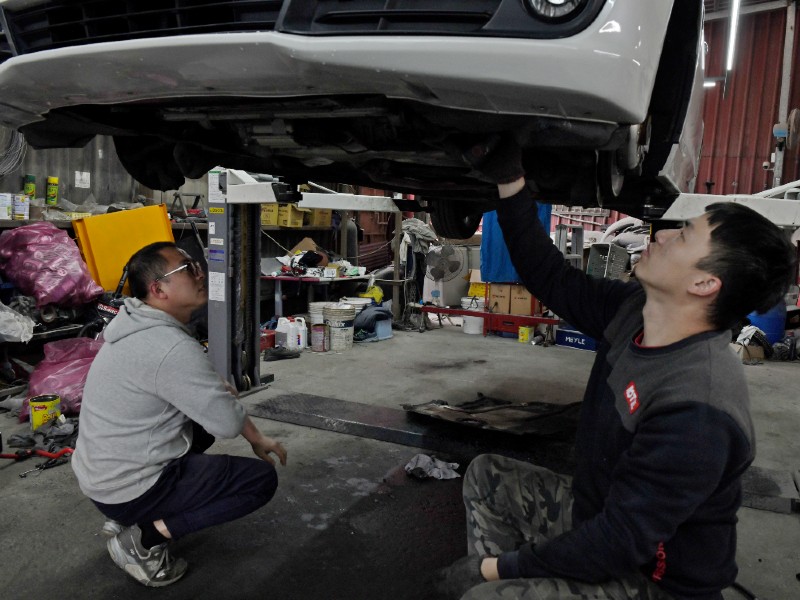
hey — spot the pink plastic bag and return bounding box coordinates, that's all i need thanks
[0,222,103,307]
[20,337,104,422]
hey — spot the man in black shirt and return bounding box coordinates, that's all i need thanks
[437,138,796,600]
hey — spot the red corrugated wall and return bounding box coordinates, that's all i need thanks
[698,7,800,194]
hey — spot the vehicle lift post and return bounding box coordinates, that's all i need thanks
[207,169,407,392]
[206,168,277,393]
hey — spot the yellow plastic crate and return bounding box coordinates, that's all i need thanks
[73,204,174,294]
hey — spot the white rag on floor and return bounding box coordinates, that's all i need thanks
[404,453,460,480]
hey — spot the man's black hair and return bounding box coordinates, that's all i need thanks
[696,202,796,330]
[127,241,179,300]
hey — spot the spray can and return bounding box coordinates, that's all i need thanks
[23,174,35,198]
[45,176,58,206]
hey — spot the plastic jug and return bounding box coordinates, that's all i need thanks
[275,317,298,350]
[293,317,308,349]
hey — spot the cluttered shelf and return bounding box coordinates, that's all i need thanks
[414,304,559,337]
[261,275,372,317]
[1,220,332,232]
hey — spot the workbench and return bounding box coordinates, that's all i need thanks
[262,274,372,317]
[416,305,559,336]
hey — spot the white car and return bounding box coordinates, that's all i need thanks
[0,0,704,237]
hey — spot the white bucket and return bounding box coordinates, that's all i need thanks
[309,302,333,325]
[323,304,357,352]
[461,296,484,335]
[463,316,484,334]
[340,297,372,313]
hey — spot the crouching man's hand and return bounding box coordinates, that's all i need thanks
[241,416,288,466]
[251,435,288,466]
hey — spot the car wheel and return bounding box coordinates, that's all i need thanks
[428,198,484,239]
[597,150,625,206]
[114,136,186,191]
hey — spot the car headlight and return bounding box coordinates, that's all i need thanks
[525,0,588,21]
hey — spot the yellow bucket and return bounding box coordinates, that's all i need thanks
[29,394,61,431]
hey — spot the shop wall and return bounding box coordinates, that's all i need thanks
[698,7,800,195]
[4,135,139,206]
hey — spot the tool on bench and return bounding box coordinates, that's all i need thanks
[19,457,70,478]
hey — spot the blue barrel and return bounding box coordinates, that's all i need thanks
[747,302,787,344]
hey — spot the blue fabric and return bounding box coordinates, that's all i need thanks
[480,203,551,283]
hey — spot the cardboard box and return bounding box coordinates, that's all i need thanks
[730,342,765,362]
[286,237,329,267]
[488,283,511,314]
[0,193,12,219]
[13,194,29,220]
[510,284,539,316]
[278,203,310,227]
[261,203,279,226]
[306,208,332,227]
[467,269,487,298]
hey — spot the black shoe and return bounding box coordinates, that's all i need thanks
[263,347,302,361]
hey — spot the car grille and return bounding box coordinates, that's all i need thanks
[2,0,284,55]
[278,0,606,38]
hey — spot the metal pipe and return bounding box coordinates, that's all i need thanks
[773,0,796,188]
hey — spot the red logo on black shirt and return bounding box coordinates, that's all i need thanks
[652,542,667,581]
[625,382,640,414]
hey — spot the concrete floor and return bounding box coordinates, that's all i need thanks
[1,323,799,599]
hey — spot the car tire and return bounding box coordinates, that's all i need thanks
[597,150,625,205]
[114,135,186,191]
[428,198,484,239]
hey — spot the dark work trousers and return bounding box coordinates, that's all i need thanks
[92,423,278,540]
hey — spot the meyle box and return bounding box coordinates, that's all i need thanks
[555,322,596,351]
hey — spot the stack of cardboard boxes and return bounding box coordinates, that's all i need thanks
[260,204,333,228]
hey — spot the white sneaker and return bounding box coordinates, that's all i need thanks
[100,519,124,538]
[107,524,187,587]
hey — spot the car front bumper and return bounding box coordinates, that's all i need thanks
[0,1,674,131]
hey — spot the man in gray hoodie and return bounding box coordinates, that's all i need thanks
[72,241,287,587]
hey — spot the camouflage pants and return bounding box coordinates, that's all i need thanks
[461,454,673,600]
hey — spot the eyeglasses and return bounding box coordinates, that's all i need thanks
[154,260,202,283]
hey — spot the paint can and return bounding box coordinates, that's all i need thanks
[461,296,485,335]
[29,394,61,431]
[323,304,356,352]
[311,324,328,352]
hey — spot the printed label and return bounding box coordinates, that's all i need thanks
[625,381,640,414]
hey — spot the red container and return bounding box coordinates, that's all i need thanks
[260,330,276,351]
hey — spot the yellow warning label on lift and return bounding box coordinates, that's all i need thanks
[209,207,225,214]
